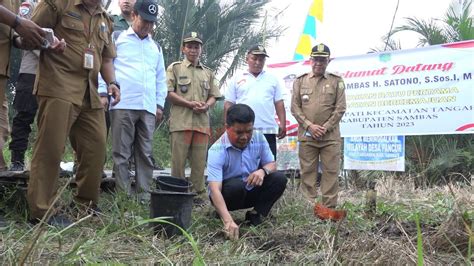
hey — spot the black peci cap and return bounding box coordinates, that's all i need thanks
[134,0,159,22]
[310,43,330,57]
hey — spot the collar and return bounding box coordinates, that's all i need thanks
[77,0,106,14]
[183,58,203,68]
[309,71,329,79]
[245,69,265,78]
[223,132,254,151]
[125,26,151,40]
[117,14,127,22]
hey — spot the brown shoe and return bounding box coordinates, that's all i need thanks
[314,203,346,221]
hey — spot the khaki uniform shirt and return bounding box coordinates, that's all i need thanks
[291,71,346,141]
[31,0,116,108]
[0,0,13,77]
[110,14,129,31]
[167,58,221,135]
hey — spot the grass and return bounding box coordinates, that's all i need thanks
[0,175,473,264]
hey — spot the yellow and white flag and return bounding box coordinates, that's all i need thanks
[293,0,324,60]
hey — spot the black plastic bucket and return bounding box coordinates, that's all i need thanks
[156,175,192,192]
[150,190,196,237]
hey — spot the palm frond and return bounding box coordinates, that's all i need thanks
[154,0,284,83]
[392,17,448,46]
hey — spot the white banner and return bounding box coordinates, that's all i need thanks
[268,41,474,137]
[343,136,405,171]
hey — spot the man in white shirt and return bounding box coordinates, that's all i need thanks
[99,0,166,201]
[224,45,286,159]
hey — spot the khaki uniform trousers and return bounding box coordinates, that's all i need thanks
[28,95,106,219]
[0,76,10,170]
[299,140,341,208]
[170,130,208,197]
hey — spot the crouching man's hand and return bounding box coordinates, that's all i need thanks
[223,219,239,240]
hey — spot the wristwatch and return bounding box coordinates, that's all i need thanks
[261,167,270,176]
[12,15,21,29]
[108,81,120,90]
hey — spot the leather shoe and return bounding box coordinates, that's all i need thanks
[314,203,346,221]
[245,210,263,226]
[30,214,72,228]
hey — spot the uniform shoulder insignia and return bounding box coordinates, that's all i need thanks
[296,73,308,79]
[167,61,182,72]
[328,72,342,78]
[202,64,213,71]
[45,0,58,12]
[169,61,182,68]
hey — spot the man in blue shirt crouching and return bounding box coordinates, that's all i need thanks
[207,104,287,240]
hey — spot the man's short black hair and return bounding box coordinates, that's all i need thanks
[226,104,255,126]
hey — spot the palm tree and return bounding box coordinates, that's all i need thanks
[154,0,285,85]
[391,0,473,46]
[391,0,474,187]
[370,0,473,52]
[363,0,474,188]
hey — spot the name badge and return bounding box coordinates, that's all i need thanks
[83,48,94,70]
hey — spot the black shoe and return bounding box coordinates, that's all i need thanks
[88,206,103,216]
[59,168,73,177]
[30,214,72,228]
[245,210,263,226]
[9,161,25,172]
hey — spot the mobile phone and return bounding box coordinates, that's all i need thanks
[41,28,54,49]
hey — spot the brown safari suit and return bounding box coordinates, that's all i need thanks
[291,71,346,207]
[0,0,14,99]
[0,0,15,170]
[27,0,116,219]
[167,58,221,196]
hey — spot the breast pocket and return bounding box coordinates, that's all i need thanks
[322,85,336,105]
[61,15,85,44]
[300,87,313,105]
[177,78,192,98]
[201,79,210,99]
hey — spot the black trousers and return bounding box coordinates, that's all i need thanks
[220,171,287,216]
[9,74,38,160]
[263,133,277,159]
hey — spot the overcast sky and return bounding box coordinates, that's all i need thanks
[264,0,459,63]
[108,0,461,62]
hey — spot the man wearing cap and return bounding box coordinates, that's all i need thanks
[26,0,120,227]
[224,45,286,159]
[100,0,166,201]
[111,0,136,31]
[291,43,347,221]
[166,32,222,205]
[98,0,136,179]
